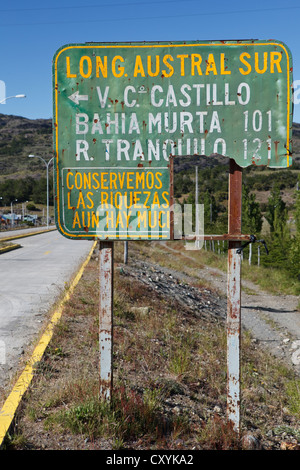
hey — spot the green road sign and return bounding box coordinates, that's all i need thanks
[53,40,293,240]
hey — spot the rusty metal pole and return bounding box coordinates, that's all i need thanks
[124,241,128,264]
[227,159,242,434]
[99,240,114,401]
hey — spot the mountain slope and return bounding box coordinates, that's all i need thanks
[0,113,299,181]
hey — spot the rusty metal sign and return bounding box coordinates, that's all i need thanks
[53,40,293,240]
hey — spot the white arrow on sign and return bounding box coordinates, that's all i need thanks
[68,91,88,105]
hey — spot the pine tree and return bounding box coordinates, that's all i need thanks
[242,185,262,235]
[265,184,287,233]
[203,191,218,231]
[262,184,290,270]
[288,181,300,279]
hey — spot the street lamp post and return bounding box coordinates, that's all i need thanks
[28,155,54,229]
[0,94,26,105]
[10,199,17,228]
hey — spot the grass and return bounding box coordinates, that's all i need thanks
[0,241,21,253]
[3,241,300,450]
[159,239,300,297]
[44,386,175,444]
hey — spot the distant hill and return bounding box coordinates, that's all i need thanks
[0,113,299,181]
[0,113,52,181]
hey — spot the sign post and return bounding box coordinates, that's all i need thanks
[53,40,293,428]
[99,241,114,400]
[227,159,243,432]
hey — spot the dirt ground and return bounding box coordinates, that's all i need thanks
[2,241,300,451]
[159,241,300,376]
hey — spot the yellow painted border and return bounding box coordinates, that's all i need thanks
[0,240,97,447]
[0,244,21,255]
[54,41,292,239]
[0,227,56,243]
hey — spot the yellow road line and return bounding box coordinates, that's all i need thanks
[0,240,97,447]
[0,227,57,243]
[0,244,21,255]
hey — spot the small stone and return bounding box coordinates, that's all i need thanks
[130,306,150,317]
[241,433,261,450]
[291,348,300,365]
[213,406,221,414]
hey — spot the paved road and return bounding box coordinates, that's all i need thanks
[0,230,94,391]
[0,225,56,240]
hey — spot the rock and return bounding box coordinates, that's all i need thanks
[291,340,300,350]
[130,306,150,317]
[213,406,221,414]
[291,348,300,365]
[241,432,261,450]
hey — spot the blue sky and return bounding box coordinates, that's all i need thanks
[0,0,300,122]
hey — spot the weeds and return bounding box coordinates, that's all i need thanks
[285,380,300,416]
[45,386,186,444]
[6,242,300,450]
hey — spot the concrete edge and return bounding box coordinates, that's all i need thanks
[0,240,97,448]
[0,227,57,243]
[0,244,21,255]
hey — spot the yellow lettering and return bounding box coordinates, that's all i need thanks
[92,173,100,190]
[133,191,141,205]
[77,192,85,209]
[112,56,125,77]
[162,55,174,77]
[136,172,145,189]
[162,191,169,207]
[270,51,282,73]
[83,172,91,189]
[75,173,82,189]
[152,192,160,206]
[66,57,76,78]
[101,172,109,189]
[191,54,202,76]
[205,54,217,75]
[255,52,268,74]
[106,211,115,228]
[96,56,107,78]
[220,53,231,75]
[79,56,92,78]
[239,52,251,75]
[67,192,74,210]
[177,54,189,76]
[101,192,109,206]
[133,55,145,77]
[73,212,81,228]
[144,191,151,208]
[159,211,166,228]
[114,192,122,209]
[118,172,126,189]
[86,192,94,209]
[155,172,163,189]
[92,212,100,228]
[147,55,160,77]
[149,210,157,228]
[146,172,154,189]
[126,172,135,189]
[125,211,132,227]
[66,171,74,189]
[138,210,147,228]
[116,212,124,229]
[110,172,118,190]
